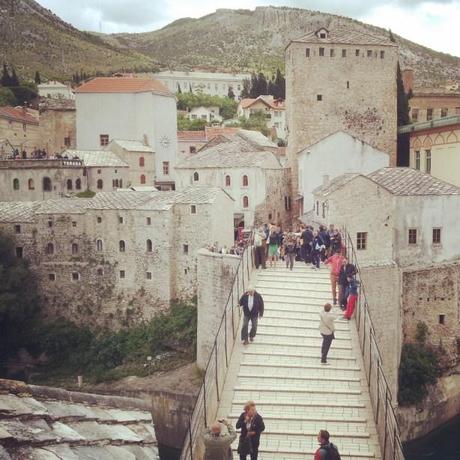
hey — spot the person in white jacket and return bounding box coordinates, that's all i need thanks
[319,303,336,364]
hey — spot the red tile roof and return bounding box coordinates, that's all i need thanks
[205,127,239,139]
[75,77,173,96]
[239,96,285,110]
[177,131,208,141]
[0,107,39,126]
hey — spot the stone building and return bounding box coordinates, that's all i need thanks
[237,95,286,140]
[0,106,41,154]
[297,131,389,213]
[399,115,460,187]
[409,90,460,123]
[39,98,76,154]
[75,77,177,190]
[175,132,290,229]
[38,80,74,100]
[0,187,233,329]
[285,23,398,215]
[187,106,222,123]
[177,131,208,159]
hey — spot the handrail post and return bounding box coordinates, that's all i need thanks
[376,362,380,422]
[215,339,220,402]
[203,379,208,428]
[383,388,389,460]
[224,308,228,366]
[189,417,193,460]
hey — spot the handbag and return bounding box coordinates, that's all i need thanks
[237,436,252,456]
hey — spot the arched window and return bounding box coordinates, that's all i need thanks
[45,242,54,255]
[243,196,249,208]
[28,178,34,190]
[242,175,249,187]
[67,179,73,190]
[139,156,145,167]
[75,178,81,190]
[146,239,153,252]
[43,177,52,192]
[193,171,199,182]
[13,178,20,190]
[71,243,78,255]
[97,179,103,190]
[119,240,126,252]
[96,239,103,252]
[140,174,146,184]
[225,175,231,187]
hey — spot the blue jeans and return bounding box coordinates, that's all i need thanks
[241,315,258,341]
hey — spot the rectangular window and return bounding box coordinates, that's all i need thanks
[317,94,322,101]
[97,217,102,223]
[119,270,125,279]
[342,49,347,57]
[16,247,23,258]
[191,205,196,214]
[380,50,385,59]
[347,81,350,89]
[72,221,77,227]
[118,216,124,224]
[411,108,419,122]
[319,47,325,57]
[415,151,421,170]
[183,244,189,254]
[439,314,445,325]
[305,48,310,57]
[14,225,21,234]
[146,217,151,225]
[427,108,433,121]
[425,150,431,174]
[432,228,441,245]
[367,50,372,58]
[146,272,152,280]
[48,273,56,281]
[408,228,417,245]
[64,137,71,147]
[189,146,196,154]
[163,161,170,175]
[441,108,448,118]
[72,272,80,281]
[355,49,360,57]
[357,232,367,250]
[330,49,335,57]
[100,134,109,146]
[48,220,53,228]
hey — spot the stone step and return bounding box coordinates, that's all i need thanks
[228,412,367,423]
[256,272,332,281]
[257,288,331,300]
[232,386,362,396]
[259,317,348,330]
[263,311,341,321]
[262,296,334,306]
[240,356,361,372]
[256,327,350,339]
[236,378,361,391]
[242,348,357,363]
[233,453,375,460]
[244,339,352,351]
[237,369,360,383]
[257,282,331,293]
[231,398,366,409]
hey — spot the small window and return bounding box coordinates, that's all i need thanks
[412,109,419,122]
[119,216,124,224]
[342,49,346,57]
[48,273,56,281]
[305,48,310,57]
[425,150,431,174]
[357,232,367,250]
[97,268,104,276]
[14,225,21,234]
[146,272,152,280]
[439,314,445,325]
[16,247,23,258]
[100,134,109,146]
[355,49,360,57]
[97,179,103,189]
[140,174,146,184]
[72,272,80,281]
[189,146,197,154]
[243,196,249,208]
[193,171,199,182]
[408,228,417,245]
[319,32,326,39]
[191,205,196,214]
[48,220,53,228]
[317,95,322,101]
[163,161,170,175]
[415,151,421,170]
[146,217,151,225]
[66,179,73,191]
[330,49,335,57]
[75,178,81,190]
[96,239,103,251]
[183,244,189,254]
[72,221,77,227]
[319,47,325,57]
[316,201,319,215]
[28,178,34,190]
[119,270,125,279]
[13,178,20,190]
[242,175,249,187]
[380,50,385,59]
[432,228,441,245]
[139,156,145,167]
[225,175,231,187]
[427,108,433,121]
[64,136,71,147]
[146,239,153,252]
[45,242,54,255]
[367,50,372,58]
[347,81,350,89]
[71,243,78,255]
[441,108,448,118]
[119,240,126,252]
[97,169,101,174]
[97,217,102,223]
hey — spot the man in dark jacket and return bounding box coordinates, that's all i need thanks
[301,226,314,263]
[239,286,264,345]
[338,258,357,310]
[236,401,265,460]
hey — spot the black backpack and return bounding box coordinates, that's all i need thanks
[320,443,341,460]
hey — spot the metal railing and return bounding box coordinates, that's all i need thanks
[343,231,405,460]
[180,242,254,460]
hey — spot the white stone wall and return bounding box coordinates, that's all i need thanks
[187,106,222,123]
[86,165,130,192]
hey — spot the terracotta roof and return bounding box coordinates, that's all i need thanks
[177,131,208,142]
[239,96,285,110]
[204,127,239,140]
[0,107,39,126]
[75,77,173,97]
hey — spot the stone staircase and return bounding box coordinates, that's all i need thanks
[217,264,382,460]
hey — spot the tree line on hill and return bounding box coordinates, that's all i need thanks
[241,69,286,100]
[0,64,39,107]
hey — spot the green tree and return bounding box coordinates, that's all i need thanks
[1,63,12,87]
[240,78,251,99]
[34,71,41,85]
[274,68,286,99]
[177,114,208,131]
[10,68,19,87]
[227,86,235,99]
[255,72,268,97]
[249,72,258,98]
[0,87,16,106]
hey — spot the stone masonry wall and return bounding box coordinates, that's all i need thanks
[40,108,76,154]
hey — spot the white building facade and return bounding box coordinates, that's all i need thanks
[187,106,222,123]
[38,81,74,100]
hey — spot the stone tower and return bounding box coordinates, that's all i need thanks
[285,22,398,215]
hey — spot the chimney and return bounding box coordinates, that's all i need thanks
[402,68,414,94]
[323,175,330,187]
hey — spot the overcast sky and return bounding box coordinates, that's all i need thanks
[36,0,460,57]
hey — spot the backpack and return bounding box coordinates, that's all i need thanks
[320,443,341,460]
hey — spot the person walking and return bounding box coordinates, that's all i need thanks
[203,418,237,460]
[236,401,265,460]
[301,225,314,263]
[253,227,266,270]
[267,225,280,268]
[284,232,297,270]
[325,251,344,305]
[311,231,325,270]
[239,286,264,345]
[338,258,357,310]
[314,430,341,460]
[343,276,360,320]
[319,303,336,364]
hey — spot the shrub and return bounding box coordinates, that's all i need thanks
[76,190,96,198]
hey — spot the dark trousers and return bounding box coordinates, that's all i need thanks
[301,244,311,263]
[321,333,334,363]
[240,446,259,460]
[254,246,266,269]
[339,284,348,309]
[241,315,258,341]
[311,250,320,268]
[285,252,295,270]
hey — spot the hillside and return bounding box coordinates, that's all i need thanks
[0,0,158,80]
[108,6,460,88]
